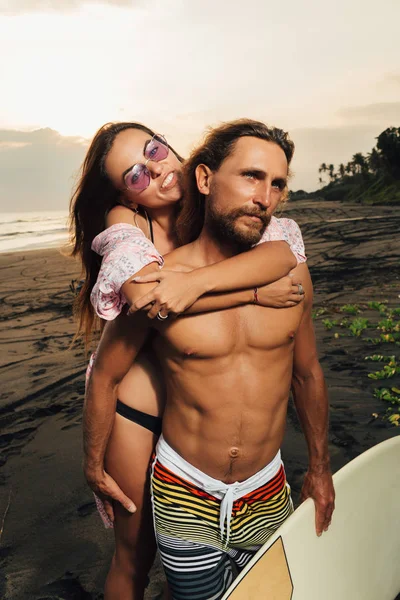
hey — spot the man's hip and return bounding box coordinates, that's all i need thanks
[150,435,293,551]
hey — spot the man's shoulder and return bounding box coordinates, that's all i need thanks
[163,242,197,270]
[270,215,301,231]
[260,215,301,242]
[260,216,306,263]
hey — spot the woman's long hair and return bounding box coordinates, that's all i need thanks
[69,122,159,347]
[176,119,295,245]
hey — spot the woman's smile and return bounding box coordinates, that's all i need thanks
[160,170,178,191]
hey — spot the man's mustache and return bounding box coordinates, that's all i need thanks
[235,208,270,226]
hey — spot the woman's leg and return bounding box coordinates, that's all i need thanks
[104,412,159,600]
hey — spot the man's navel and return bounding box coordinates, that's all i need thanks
[229,446,240,458]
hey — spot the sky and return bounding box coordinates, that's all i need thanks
[0,0,399,211]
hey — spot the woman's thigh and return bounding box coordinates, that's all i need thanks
[105,413,158,564]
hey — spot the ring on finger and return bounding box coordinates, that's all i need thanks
[297,283,304,295]
[157,311,169,321]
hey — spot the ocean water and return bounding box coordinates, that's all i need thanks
[0,211,70,253]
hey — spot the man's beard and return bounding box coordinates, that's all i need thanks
[205,203,271,251]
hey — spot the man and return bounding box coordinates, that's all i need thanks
[88,119,335,599]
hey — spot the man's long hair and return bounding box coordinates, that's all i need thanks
[175,119,295,245]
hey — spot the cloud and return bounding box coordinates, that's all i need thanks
[0,141,30,149]
[0,0,141,15]
[337,102,400,125]
[0,127,86,145]
[0,128,88,212]
[382,73,400,87]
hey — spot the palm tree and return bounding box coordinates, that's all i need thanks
[376,127,400,178]
[349,160,357,176]
[319,163,328,174]
[352,153,367,174]
[328,164,335,181]
[367,148,382,174]
[339,163,345,178]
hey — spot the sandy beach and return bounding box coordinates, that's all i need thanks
[1,199,399,600]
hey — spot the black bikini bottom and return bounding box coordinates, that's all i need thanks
[116,399,162,436]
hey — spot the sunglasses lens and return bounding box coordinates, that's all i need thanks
[145,135,169,162]
[124,163,150,191]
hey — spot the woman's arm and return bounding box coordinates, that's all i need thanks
[189,239,297,293]
[92,217,304,320]
[186,274,304,314]
[127,270,304,318]
[130,240,299,317]
[90,221,163,321]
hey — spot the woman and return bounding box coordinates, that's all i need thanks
[70,121,306,599]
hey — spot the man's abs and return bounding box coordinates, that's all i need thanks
[156,303,303,483]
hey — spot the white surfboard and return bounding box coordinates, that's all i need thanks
[222,436,400,600]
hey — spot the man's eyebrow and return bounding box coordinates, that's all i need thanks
[121,139,152,180]
[240,168,267,177]
[273,177,288,186]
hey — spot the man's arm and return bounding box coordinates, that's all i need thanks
[84,310,151,522]
[291,263,335,536]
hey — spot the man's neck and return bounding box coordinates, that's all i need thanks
[193,227,241,266]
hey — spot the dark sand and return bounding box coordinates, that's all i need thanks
[1,200,399,599]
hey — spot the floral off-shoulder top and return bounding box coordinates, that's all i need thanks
[90,216,307,320]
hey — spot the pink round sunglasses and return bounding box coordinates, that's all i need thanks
[122,134,169,192]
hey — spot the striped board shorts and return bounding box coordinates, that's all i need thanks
[151,436,294,600]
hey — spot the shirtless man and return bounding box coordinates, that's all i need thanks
[88,119,335,599]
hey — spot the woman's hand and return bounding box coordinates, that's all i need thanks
[257,273,305,308]
[128,268,204,319]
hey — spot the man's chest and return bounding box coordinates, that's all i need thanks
[155,304,304,361]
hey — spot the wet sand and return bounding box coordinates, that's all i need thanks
[0,200,399,599]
